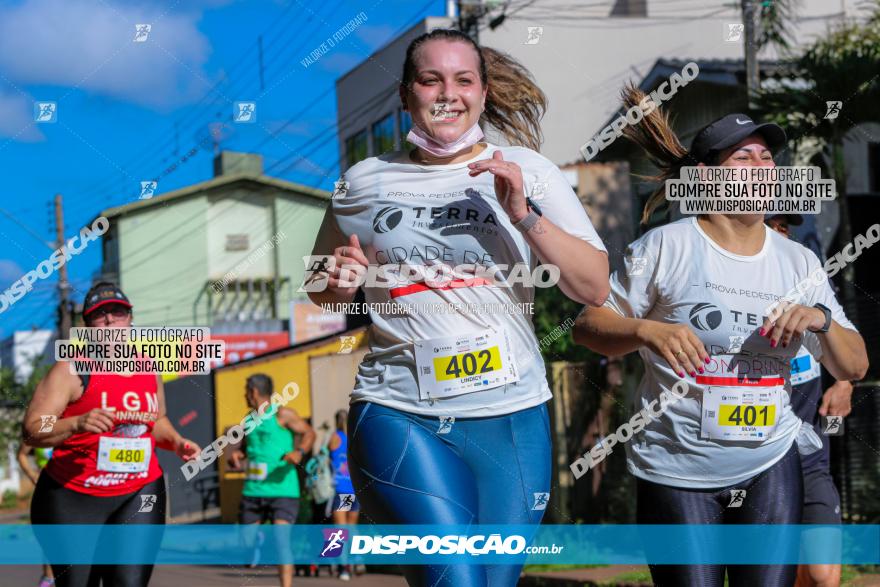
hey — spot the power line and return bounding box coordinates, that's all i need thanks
[265,80,400,177]
[124,202,304,292]
[61,0,440,288]
[67,0,315,202]
[64,0,345,223]
[502,6,732,26]
[0,207,54,250]
[67,0,429,234]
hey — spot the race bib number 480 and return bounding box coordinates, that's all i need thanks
[414,329,519,400]
[97,436,151,473]
[701,386,781,441]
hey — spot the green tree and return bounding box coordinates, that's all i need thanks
[533,286,598,364]
[755,6,880,313]
[0,358,51,466]
[756,0,802,53]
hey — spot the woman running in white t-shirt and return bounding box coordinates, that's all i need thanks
[573,87,868,587]
[308,29,609,587]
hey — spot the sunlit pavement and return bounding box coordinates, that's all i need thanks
[3,565,408,586]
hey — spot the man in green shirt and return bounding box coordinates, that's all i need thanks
[229,373,315,587]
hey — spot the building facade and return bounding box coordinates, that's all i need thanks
[95,151,330,329]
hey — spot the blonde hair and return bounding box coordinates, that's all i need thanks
[401,30,547,151]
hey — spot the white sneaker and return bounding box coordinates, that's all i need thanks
[339,571,351,581]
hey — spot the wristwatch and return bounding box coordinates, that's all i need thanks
[513,197,543,233]
[810,303,832,333]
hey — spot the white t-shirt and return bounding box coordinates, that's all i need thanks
[312,143,607,417]
[602,217,856,489]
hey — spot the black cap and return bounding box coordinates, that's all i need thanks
[689,114,787,164]
[82,282,132,318]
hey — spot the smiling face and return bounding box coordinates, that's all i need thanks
[698,134,776,228]
[716,134,774,168]
[400,38,487,145]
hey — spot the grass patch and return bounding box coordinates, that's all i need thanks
[0,490,17,509]
[522,564,603,573]
[599,569,652,585]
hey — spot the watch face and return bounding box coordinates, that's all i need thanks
[815,304,831,332]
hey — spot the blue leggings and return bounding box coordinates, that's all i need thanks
[347,401,552,587]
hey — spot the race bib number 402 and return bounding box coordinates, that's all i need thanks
[414,329,519,400]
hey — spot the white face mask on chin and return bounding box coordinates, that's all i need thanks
[406,122,484,158]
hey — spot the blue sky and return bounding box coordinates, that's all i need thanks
[0,0,444,337]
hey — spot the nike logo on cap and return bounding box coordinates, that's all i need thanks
[735,118,751,125]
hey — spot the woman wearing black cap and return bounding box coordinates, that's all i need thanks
[22,281,201,587]
[573,88,868,587]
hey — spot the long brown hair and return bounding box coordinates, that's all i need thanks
[401,29,547,151]
[618,84,694,224]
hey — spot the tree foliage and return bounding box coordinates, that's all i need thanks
[757,0,803,53]
[0,358,50,465]
[756,8,880,148]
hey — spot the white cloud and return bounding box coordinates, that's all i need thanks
[0,91,45,142]
[354,23,396,47]
[318,52,365,76]
[262,117,334,138]
[0,259,25,289]
[0,0,215,110]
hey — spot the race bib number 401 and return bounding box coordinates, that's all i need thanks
[414,329,519,400]
[701,385,782,441]
[97,436,151,473]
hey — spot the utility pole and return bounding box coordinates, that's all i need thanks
[457,0,481,42]
[54,194,72,339]
[741,0,760,110]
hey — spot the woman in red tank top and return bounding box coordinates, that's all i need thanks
[22,282,201,587]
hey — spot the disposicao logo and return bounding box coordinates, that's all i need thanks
[320,528,349,558]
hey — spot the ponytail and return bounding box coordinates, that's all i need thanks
[401,29,547,151]
[618,84,693,224]
[481,47,546,151]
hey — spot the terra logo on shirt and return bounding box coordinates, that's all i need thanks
[373,207,403,233]
[372,205,500,235]
[689,303,723,331]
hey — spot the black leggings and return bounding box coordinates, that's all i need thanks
[636,445,803,587]
[31,473,166,587]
